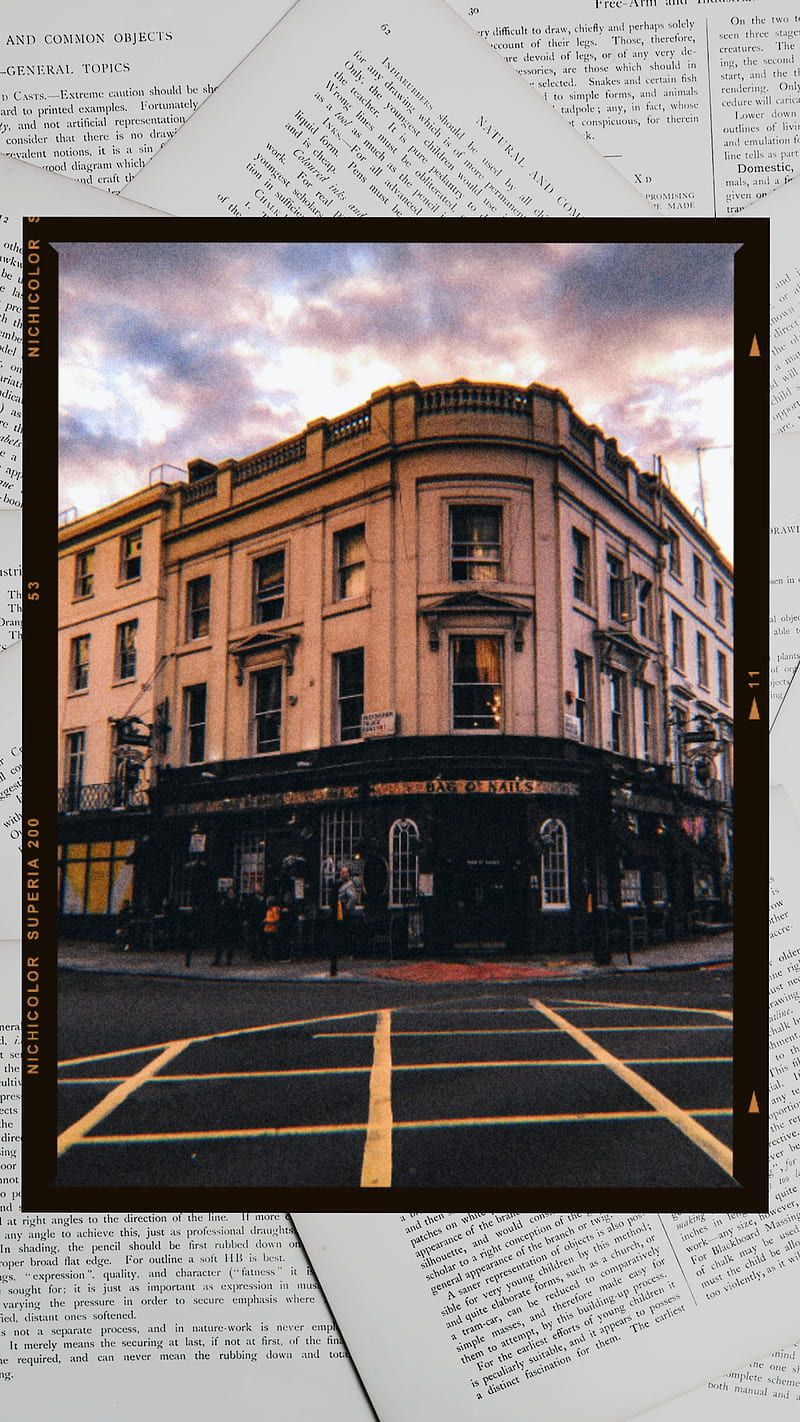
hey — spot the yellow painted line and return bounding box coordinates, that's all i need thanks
[57,1005,398,1069]
[316,1024,731,1038]
[555,998,733,1021]
[71,1107,733,1147]
[531,999,734,1178]
[58,1054,734,1087]
[59,1068,374,1084]
[59,1041,177,1068]
[75,1123,369,1144]
[361,1010,393,1188]
[57,1040,191,1158]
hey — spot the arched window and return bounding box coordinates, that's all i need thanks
[540,818,569,910]
[389,818,419,907]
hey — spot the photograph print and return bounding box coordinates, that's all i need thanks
[23,217,767,1208]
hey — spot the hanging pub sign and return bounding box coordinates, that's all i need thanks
[189,831,207,854]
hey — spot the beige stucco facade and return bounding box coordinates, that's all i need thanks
[58,379,734,951]
[153,382,670,771]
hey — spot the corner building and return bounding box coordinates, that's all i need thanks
[59,379,734,954]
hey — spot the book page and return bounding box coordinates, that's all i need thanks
[0,0,293,192]
[1,157,158,511]
[0,943,374,1420]
[630,789,800,1422]
[294,776,800,1422]
[771,634,800,813]
[745,175,800,434]
[770,432,800,723]
[123,0,652,218]
[449,0,799,217]
[0,512,21,647]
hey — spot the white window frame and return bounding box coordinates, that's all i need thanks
[335,524,367,601]
[572,528,591,603]
[235,832,266,896]
[69,634,90,692]
[253,549,286,624]
[389,818,419,907]
[620,868,642,907]
[120,528,143,582]
[696,631,709,689]
[641,683,655,759]
[115,619,138,681]
[320,808,363,909]
[671,612,684,671]
[450,634,504,734]
[609,669,627,754]
[251,665,283,756]
[450,505,502,583]
[540,818,569,911]
[575,651,593,744]
[335,647,364,744]
[717,650,729,704]
[183,682,207,764]
[186,574,211,641]
[74,547,95,598]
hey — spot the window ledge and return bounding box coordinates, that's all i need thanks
[247,613,297,633]
[66,687,90,697]
[111,677,137,687]
[322,594,371,619]
[72,593,94,603]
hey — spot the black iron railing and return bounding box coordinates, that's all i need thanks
[58,783,150,813]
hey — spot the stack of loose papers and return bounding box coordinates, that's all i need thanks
[3,0,800,1417]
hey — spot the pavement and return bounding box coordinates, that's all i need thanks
[58,931,733,984]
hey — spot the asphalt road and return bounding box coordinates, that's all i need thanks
[55,969,734,1190]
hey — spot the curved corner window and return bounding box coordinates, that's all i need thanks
[389,818,419,907]
[540,818,569,910]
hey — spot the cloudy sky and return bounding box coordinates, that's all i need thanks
[57,240,735,555]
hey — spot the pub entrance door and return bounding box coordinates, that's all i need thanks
[451,857,508,950]
[438,799,526,953]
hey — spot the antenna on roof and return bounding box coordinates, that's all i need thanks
[695,445,732,530]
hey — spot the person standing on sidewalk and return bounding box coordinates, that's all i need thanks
[262,895,282,960]
[331,865,357,977]
[213,885,242,967]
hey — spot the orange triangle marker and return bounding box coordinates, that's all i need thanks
[749,334,761,357]
[748,1092,759,1114]
[749,697,760,720]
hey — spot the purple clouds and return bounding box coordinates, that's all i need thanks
[56,238,734,551]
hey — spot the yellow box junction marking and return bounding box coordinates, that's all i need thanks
[57,1039,191,1158]
[530,999,734,1178]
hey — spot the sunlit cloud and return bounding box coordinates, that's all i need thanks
[56,239,735,556]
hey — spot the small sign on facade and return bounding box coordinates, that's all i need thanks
[564,713,582,742]
[189,831,207,853]
[361,710,396,739]
[217,877,234,893]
